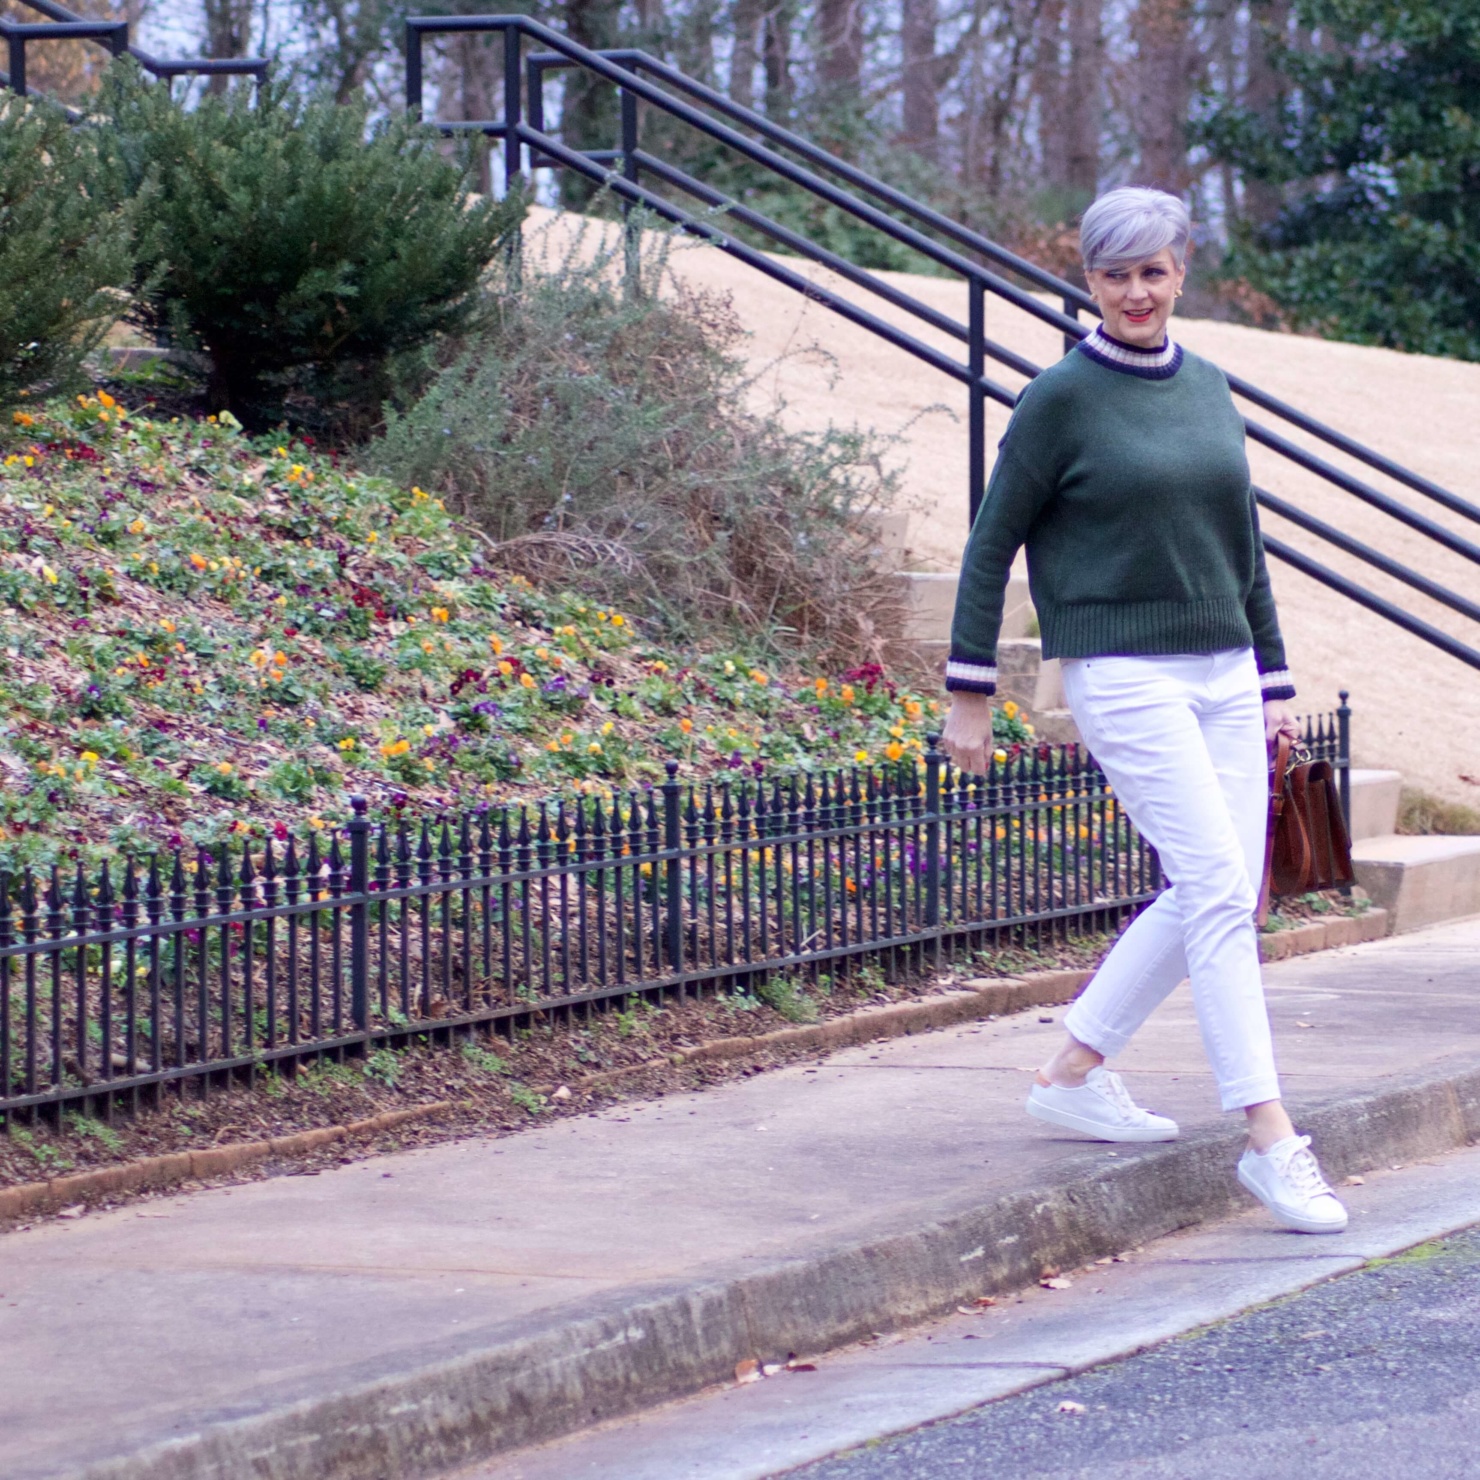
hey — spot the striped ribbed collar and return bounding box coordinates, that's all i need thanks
[1076,324,1184,380]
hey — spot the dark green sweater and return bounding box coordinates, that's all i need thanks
[946,338,1295,701]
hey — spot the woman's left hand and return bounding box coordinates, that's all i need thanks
[1263,700,1300,745]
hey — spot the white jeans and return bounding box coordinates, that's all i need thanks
[1060,648,1280,1111]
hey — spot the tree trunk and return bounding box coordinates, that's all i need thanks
[561,0,624,207]
[1033,0,1066,186]
[1062,0,1101,196]
[900,0,940,156]
[1132,0,1194,193]
[729,0,763,110]
[448,31,499,194]
[674,0,718,84]
[1241,0,1290,227]
[816,0,863,94]
[762,0,793,118]
[202,0,254,92]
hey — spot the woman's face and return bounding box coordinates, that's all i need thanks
[1085,247,1186,347]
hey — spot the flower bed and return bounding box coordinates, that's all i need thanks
[0,397,1034,870]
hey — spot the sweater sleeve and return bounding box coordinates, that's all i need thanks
[1245,492,1296,701]
[945,442,1055,695]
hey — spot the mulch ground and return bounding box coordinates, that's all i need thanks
[0,934,1112,1209]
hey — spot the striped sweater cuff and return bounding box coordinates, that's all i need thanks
[1259,667,1296,702]
[945,656,997,695]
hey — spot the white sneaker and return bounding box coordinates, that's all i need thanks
[1026,1065,1180,1143]
[1238,1134,1348,1234]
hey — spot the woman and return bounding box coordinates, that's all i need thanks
[941,186,1346,1235]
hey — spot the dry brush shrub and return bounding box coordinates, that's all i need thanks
[374,232,907,665]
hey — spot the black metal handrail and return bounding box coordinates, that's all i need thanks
[1,0,267,103]
[403,14,1479,673]
[549,45,1480,534]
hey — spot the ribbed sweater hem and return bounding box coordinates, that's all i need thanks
[1040,597,1253,660]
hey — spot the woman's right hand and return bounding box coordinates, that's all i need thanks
[941,691,995,775]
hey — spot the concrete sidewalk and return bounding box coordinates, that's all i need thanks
[4,917,1479,1480]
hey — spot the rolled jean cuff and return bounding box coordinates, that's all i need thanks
[1063,999,1135,1060]
[1218,1071,1282,1113]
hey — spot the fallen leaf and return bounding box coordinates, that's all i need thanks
[786,1361,818,1372]
[973,1296,998,1307]
[1094,1256,1114,1266]
[762,1363,784,1377]
[1040,1264,1060,1279]
[1041,1276,1073,1290]
[1058,1400,1086,1415]
[1296,1021,1313,1029]
[56,1205,85,1220]
[734,1359,761,1384]
[551,1085,572,1102]
[1345,1175,1365,1187]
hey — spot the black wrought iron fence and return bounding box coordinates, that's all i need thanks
[0,708,1349,1124]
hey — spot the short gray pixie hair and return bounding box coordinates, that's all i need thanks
[1080,187,1190,273]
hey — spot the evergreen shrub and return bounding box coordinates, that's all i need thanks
[0,95,132,407]
[374,228,906,662]
[99,66,522,428]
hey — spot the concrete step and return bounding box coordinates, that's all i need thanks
[1352,833,1480,934]
[1347,769,1402,842]
[899,571,1034,642]
[913,627,1079,745]
[1030,709,1082,746]
[996,637,1063,714]
[856,510,911,570]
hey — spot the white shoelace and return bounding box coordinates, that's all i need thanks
[1088,1068,1143,1121]
[1272,1135,1333,1197]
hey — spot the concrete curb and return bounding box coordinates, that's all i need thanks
[0,1104,455,1225]
[65,1044,1480,1480]
[0,913,1386,1229]
[1258,906,1389,958]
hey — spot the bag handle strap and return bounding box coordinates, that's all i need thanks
[1256,732,1292,926]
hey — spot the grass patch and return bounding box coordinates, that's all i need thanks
[1397,788,1480,836]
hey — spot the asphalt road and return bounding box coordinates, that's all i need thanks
[793,1224,1480,1480]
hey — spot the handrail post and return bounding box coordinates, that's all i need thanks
[405,20,422,117]
[663,761,683,972]
[621,82,641,297]
[502,21,524,286]
[1062,294,1079,354]
[8,33,26,95]
[502,20,522,189]
[347,796,371,1037]
[968,278,985,529]
[1337,690,1352,897]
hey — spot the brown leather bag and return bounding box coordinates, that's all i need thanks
[1257,733,1355,924]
